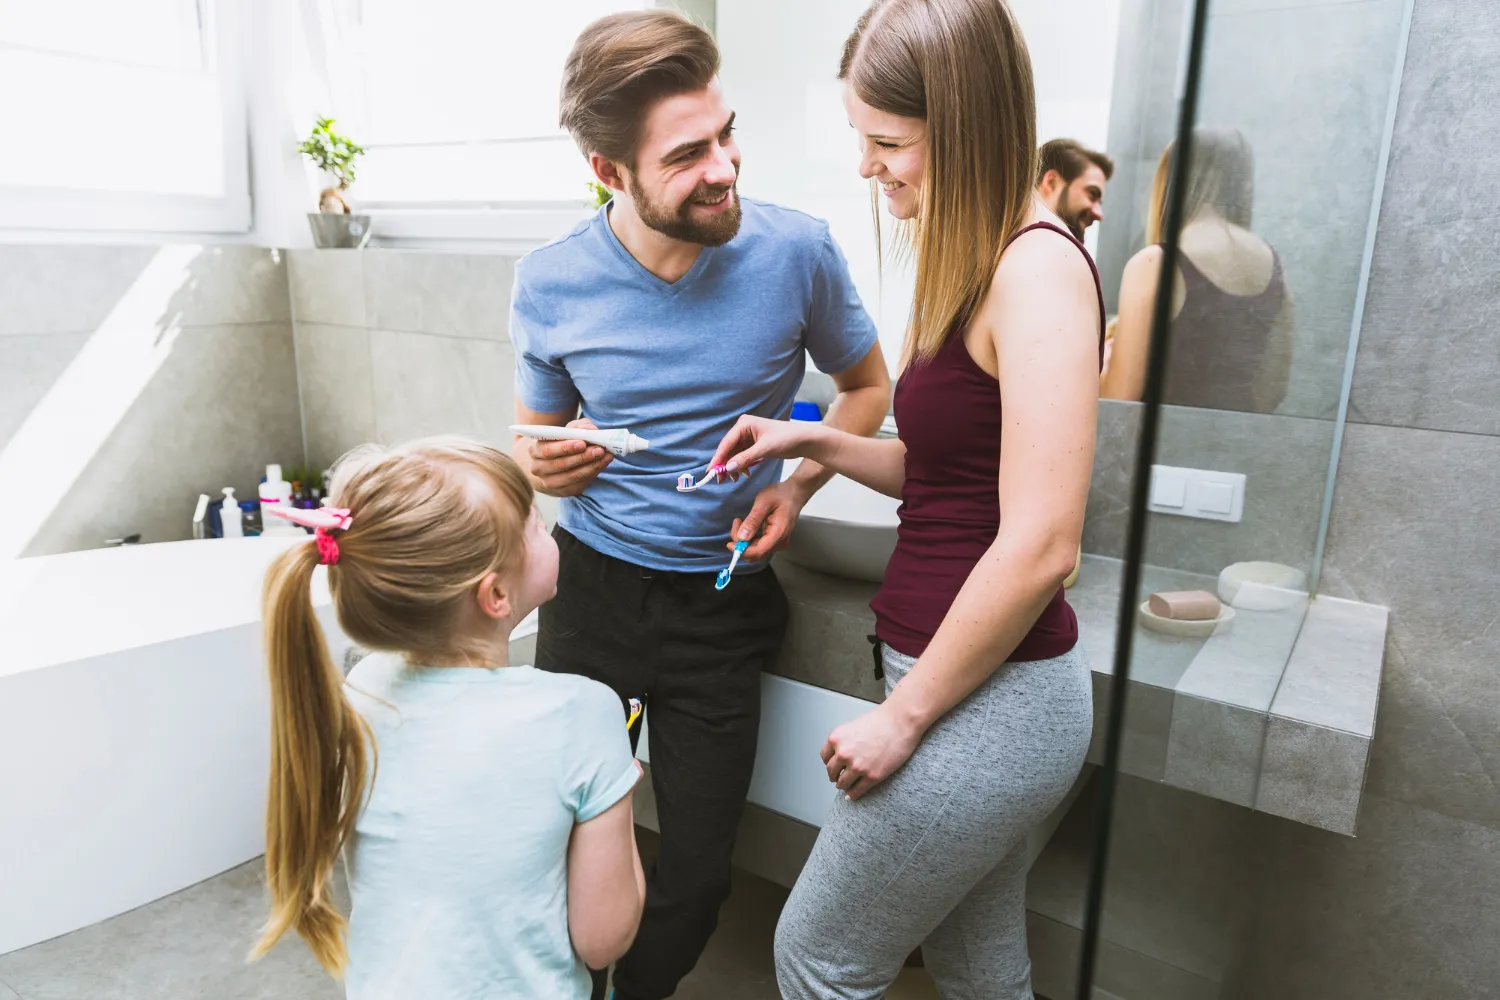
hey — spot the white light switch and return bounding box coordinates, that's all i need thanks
[1197,482,1236,515]
[1150,469,1187,508]
[1149,465,1246,523]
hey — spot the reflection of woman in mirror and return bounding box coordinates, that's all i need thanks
[1100,126,1293,412]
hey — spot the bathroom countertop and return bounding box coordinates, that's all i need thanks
[773,555,1388,836]
[0,538,540,679]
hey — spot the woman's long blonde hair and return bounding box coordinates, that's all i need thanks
[1145,125,1255,246]
[840,0,1037,365]
[251,437,534,976]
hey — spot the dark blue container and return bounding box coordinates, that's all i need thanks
[790,400,822,422]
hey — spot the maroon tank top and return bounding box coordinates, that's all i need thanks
[1162,249,1287,412]
[871,222,1105,660]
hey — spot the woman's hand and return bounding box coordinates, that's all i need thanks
[709,415,823,482]
[821,703,925,801]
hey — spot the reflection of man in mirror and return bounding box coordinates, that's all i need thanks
[1035,138,1113,241]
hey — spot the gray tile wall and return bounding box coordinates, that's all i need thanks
[1084,400,1335,578]
[0,246,303,556]
[1098,3,1500,996]
[287,250,559,523]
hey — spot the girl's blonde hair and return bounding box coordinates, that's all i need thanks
[840,0,1037,365]
[250,437,534,976]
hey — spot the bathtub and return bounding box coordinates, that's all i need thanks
[0,536,555,956]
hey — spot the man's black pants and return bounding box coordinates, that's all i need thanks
[536,527,789,1000]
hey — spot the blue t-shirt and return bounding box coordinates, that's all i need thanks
[343,656,638,1000]
[509,197,879,573]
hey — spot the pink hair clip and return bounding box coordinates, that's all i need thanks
[268,505,353,565]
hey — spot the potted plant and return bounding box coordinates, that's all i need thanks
[586,180,613,209]
[298,117,371,248]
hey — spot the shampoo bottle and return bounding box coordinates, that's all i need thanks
[220,488,244,538]
[260,464,297,536]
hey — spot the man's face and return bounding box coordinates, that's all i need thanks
[1041,164,1108,240]
[621,79,742,247]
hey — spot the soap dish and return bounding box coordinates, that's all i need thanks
[1138,601,1236,638]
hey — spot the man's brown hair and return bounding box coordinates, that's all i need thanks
[1037,137,1114,185]
[559,9,719,166]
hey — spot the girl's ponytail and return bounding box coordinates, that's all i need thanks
[251,541,371,976]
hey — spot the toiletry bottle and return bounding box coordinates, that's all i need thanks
[221,488,244,538]
[239,500,262,536]
[240,503,264,536]
[193,494,211,540]
[260,464,297,536]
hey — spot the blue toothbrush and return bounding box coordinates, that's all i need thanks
[717,540,749,590]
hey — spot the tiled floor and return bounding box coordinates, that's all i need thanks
[0,830,941,1000]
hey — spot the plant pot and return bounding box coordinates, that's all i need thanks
[306,212,372,249]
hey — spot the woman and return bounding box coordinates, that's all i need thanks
[709,1,1100,995]
[1100,126,1294,412]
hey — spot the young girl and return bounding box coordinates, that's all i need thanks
[250,437,645,998]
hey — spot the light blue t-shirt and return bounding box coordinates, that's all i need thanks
[342,655,638,1000]
[509,197,879,572]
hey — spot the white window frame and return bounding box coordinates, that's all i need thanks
[0,0,251,238]
[316,1,666,249]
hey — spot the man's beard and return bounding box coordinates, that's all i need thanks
[1057,190,1091,241]
[629,177,742,247]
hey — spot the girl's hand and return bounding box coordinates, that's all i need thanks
[821,703,924,801]
[709,415,821,482]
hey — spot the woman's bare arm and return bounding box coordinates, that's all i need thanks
[1099,245,1163,402]
[879,229,1099,737]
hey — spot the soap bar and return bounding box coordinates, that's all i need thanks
[1147,590,1221,621]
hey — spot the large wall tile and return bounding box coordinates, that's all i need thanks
[0,333,89,446]
[369,330,515,446]
[363,252,515,341]
[1377,0,1500,230]
[1223,796,1500,1000]
[1320,422,1500,829]
[1084,400,1334,578]
[0,246,158,337]
[295,323,377,470]
[1347,217,1500,435]
[1150,405,1332,576]
[288,250,367,327]
[1082,399,1142,559]
[23,323,304,557]
[1030,773,1261,984]
[161,247,292,327]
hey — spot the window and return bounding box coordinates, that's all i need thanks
[0,0,250,235]
[319,0,651,242]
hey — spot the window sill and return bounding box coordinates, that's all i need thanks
[362,205,593,254]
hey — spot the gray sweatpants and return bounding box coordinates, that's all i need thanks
[775,643,1093,999]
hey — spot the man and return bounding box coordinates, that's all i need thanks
[507,10,891,1000]
[1036,137,1114,241]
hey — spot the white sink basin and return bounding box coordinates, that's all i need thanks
[780,458,900,582]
